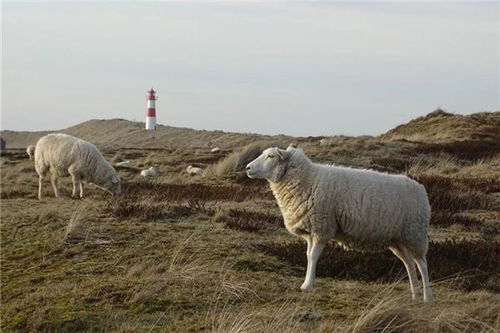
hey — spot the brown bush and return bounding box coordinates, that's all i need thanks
[431,212,483,231]
[221,209,284,232]
[412,175,495,212]
[0,189,31,199]
[415,140,499,160]
[369,157,412,173]
[123,182,272,203]
[257,239,499,292]
[455,176,500,194]
[104,198,196,221]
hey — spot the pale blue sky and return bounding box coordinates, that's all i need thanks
[2,1,499,136]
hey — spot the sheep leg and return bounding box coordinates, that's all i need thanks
[79,182,84,198]
[71,174,77,197]
[389,245,420,300]
[301,237,313,289]
[38,173,45,199]
[414,256,433,303]
[303,236,312,256]
[300,238,326,292]
[50,174,59,198]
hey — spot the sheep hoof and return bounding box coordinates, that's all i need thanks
[300,284,314,292]
[424,296,434,303]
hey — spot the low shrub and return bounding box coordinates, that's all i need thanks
[258,239,499,292]
[431,212,483,231]
[369,157,411,173]
[123,181,273,203]
[220,209,284,232]
[415,140,499,161]
[104,199,196,221]
[0,189,31,199]
[412,174,495,212]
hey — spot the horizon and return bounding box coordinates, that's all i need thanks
[2,1,499,136]
[2,109,498,139]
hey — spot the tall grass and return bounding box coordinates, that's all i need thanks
[63,208,88,244]
[334,287,500,333]
[205,142,280,178]
[209,302,304,333]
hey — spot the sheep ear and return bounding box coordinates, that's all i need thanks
[287,143,298,151]
[276,148,289,161]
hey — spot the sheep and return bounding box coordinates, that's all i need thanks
[211,147,221,153]
[35,133,121,199]
[246,146,433,303]
[26,145,35,160]
[186,165,203,176]
[140,166,158,177]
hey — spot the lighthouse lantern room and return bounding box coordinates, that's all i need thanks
[146,88,157,130]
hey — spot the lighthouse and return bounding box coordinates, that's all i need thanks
[146,88,157,130]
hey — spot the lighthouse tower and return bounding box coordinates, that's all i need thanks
[146,88,157,130]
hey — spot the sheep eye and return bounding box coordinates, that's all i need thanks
[267,155,275,159]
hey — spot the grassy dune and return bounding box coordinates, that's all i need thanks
[1,111,499,332]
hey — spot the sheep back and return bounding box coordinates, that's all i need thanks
[35,133,117,185]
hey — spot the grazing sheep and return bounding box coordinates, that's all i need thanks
[115,160,132,168]
[211,147,221,153]
[186,165,203,176]
[35,133,121,199]
[26,145,35,160]
[246,146,433,303]
[140,166,158,177]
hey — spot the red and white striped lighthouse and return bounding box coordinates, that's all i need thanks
[146,88,157,130]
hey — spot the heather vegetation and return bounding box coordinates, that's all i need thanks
[1,111,499,332]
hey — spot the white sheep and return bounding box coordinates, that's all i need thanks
[140,166,158,177]
[186,165,203,176]
[246,146,433,303]
[26,145,35,160]
[211,147,221,153]
[35,133,121,199]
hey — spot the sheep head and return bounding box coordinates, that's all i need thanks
[96,174,122,195]
[246,147,290,183]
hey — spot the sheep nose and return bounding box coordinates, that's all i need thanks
[246,165,251,171]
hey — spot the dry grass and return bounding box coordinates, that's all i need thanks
[382,110,500,144]
[332,288,500,333]
[127,234,208,305]
[408,155,500,185]
[209,301,304,333]
[205,141,284,178]
[62,206,89,244]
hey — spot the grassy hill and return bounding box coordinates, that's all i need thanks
[0,119,291,150]
[1,110,499,332]
[381,109,500,143]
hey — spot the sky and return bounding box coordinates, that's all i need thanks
[1,1,499,136]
